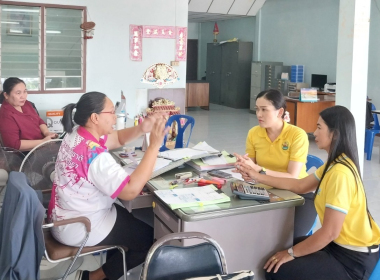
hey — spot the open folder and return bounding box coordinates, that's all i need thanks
[154,185,231,210]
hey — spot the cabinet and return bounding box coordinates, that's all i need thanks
[250,61,283,113]
[186,81,209,110]
[206,42,253,108]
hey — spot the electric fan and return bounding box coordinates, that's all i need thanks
[0,147,26,207]
[19,139,62,208]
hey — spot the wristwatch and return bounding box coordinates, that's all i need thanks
[259,167,266,175]
[288,247,296,258]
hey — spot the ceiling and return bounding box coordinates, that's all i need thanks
[188,0,266,23]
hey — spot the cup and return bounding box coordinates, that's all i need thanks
[116,114,125,130]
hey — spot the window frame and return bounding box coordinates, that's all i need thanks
[0,1,87,94]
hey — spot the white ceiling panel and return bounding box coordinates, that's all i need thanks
[208,0,235,14]
[188,11,251,23]
[247,0,266,16]
[188,0,213,13]
[229,0,255,15]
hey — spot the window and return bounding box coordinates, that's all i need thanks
[0,2,86,93]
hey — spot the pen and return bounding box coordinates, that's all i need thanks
[170,184,178,189]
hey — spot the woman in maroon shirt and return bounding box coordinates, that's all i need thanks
[0,77,57,151]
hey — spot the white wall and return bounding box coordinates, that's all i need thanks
[8,0,188,118]
[188,22,199,39]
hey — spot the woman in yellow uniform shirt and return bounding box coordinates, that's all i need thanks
[237,105,380,280]
[237,89,308,179]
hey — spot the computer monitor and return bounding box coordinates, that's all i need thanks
[311,74,327,91]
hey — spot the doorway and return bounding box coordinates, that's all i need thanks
[186,39,198,81]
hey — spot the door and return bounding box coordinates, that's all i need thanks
[186,39,198,81]
[220,43,239,106]
[206,44,222,104]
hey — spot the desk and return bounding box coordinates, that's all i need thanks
[285,95,335,133]
[121,165,304,280]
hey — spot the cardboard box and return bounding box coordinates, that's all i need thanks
[46,110,64,133]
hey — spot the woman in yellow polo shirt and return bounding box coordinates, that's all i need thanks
[237,105,380,280]
[237,89,308,179]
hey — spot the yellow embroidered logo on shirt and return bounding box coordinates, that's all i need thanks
[282,141,289,150]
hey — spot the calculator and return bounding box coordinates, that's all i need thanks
[230,181,270,201]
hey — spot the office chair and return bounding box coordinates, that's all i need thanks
[293,155,324,240]
[364,103,380,160]
[0,172,127,280]
[141,232,227,280]
[160,114,195,152]
[369,252,380,280]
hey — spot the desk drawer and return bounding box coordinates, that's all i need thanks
[153,198,180,233]
[154,217,181,246]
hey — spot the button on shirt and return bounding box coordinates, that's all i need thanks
[48,126,131,246]
[0,100,45,150]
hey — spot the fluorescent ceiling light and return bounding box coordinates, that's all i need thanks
[2,8,39,13]
[46,30,61,34]
[9,29,23,33]
[1,21,20,25]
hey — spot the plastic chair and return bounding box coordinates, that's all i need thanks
[369,253,380,280]
[364,103,380,160]
[294,155,324,240]
[0,172,127,280]
[141,232,227,280]
[160,115,195,152]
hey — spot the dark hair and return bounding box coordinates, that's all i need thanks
[256,89,286,118]
[62,91,107,133]
[0,77,26,104]
[314,106,372,226]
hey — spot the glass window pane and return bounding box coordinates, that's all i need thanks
[45,8,83,90]
[0,5,41,90]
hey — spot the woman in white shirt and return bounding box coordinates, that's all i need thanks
[48,91,169,280]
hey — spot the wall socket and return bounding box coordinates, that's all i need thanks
[171,61,179,66]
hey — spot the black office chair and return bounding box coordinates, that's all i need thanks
[141,232,228,280]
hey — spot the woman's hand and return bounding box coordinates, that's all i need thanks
[148,116,170,150]
[44,131,58,139]
[140,113,168,134]
[233,153,258,170]
[263,250,294,273]
[235,161,262,183]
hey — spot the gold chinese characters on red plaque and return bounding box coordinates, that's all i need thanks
[176,27,187,61]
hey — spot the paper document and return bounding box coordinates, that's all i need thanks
[154,185,230,210]
[192,141,219,153]
[222,168,255,184]
[123,158,172,172]
[201,155,227,165]
[158,148,208,161]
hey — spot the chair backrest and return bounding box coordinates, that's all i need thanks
[369,253,380,280]
[294,155,323,239]
[371,103,380,130]
[142,232,227,280]
[306,154,324,172]
[160,115,195,152]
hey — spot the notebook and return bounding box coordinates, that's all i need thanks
[154,185,231,210]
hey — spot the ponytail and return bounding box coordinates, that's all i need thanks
[62,103,76,133]
[0,92,4,104]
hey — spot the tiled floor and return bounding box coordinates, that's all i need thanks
[5,103,378,279]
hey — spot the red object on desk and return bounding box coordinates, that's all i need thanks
[197,179,222,189]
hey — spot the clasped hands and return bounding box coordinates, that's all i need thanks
[233,153,262,183]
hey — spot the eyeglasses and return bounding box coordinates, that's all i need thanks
[99,110,115,115]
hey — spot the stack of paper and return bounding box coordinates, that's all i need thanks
[123,158,172,173]
[154,185,231,210]
[158,148,208,161]
[191,141,219,153]
[186,151,236,171]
